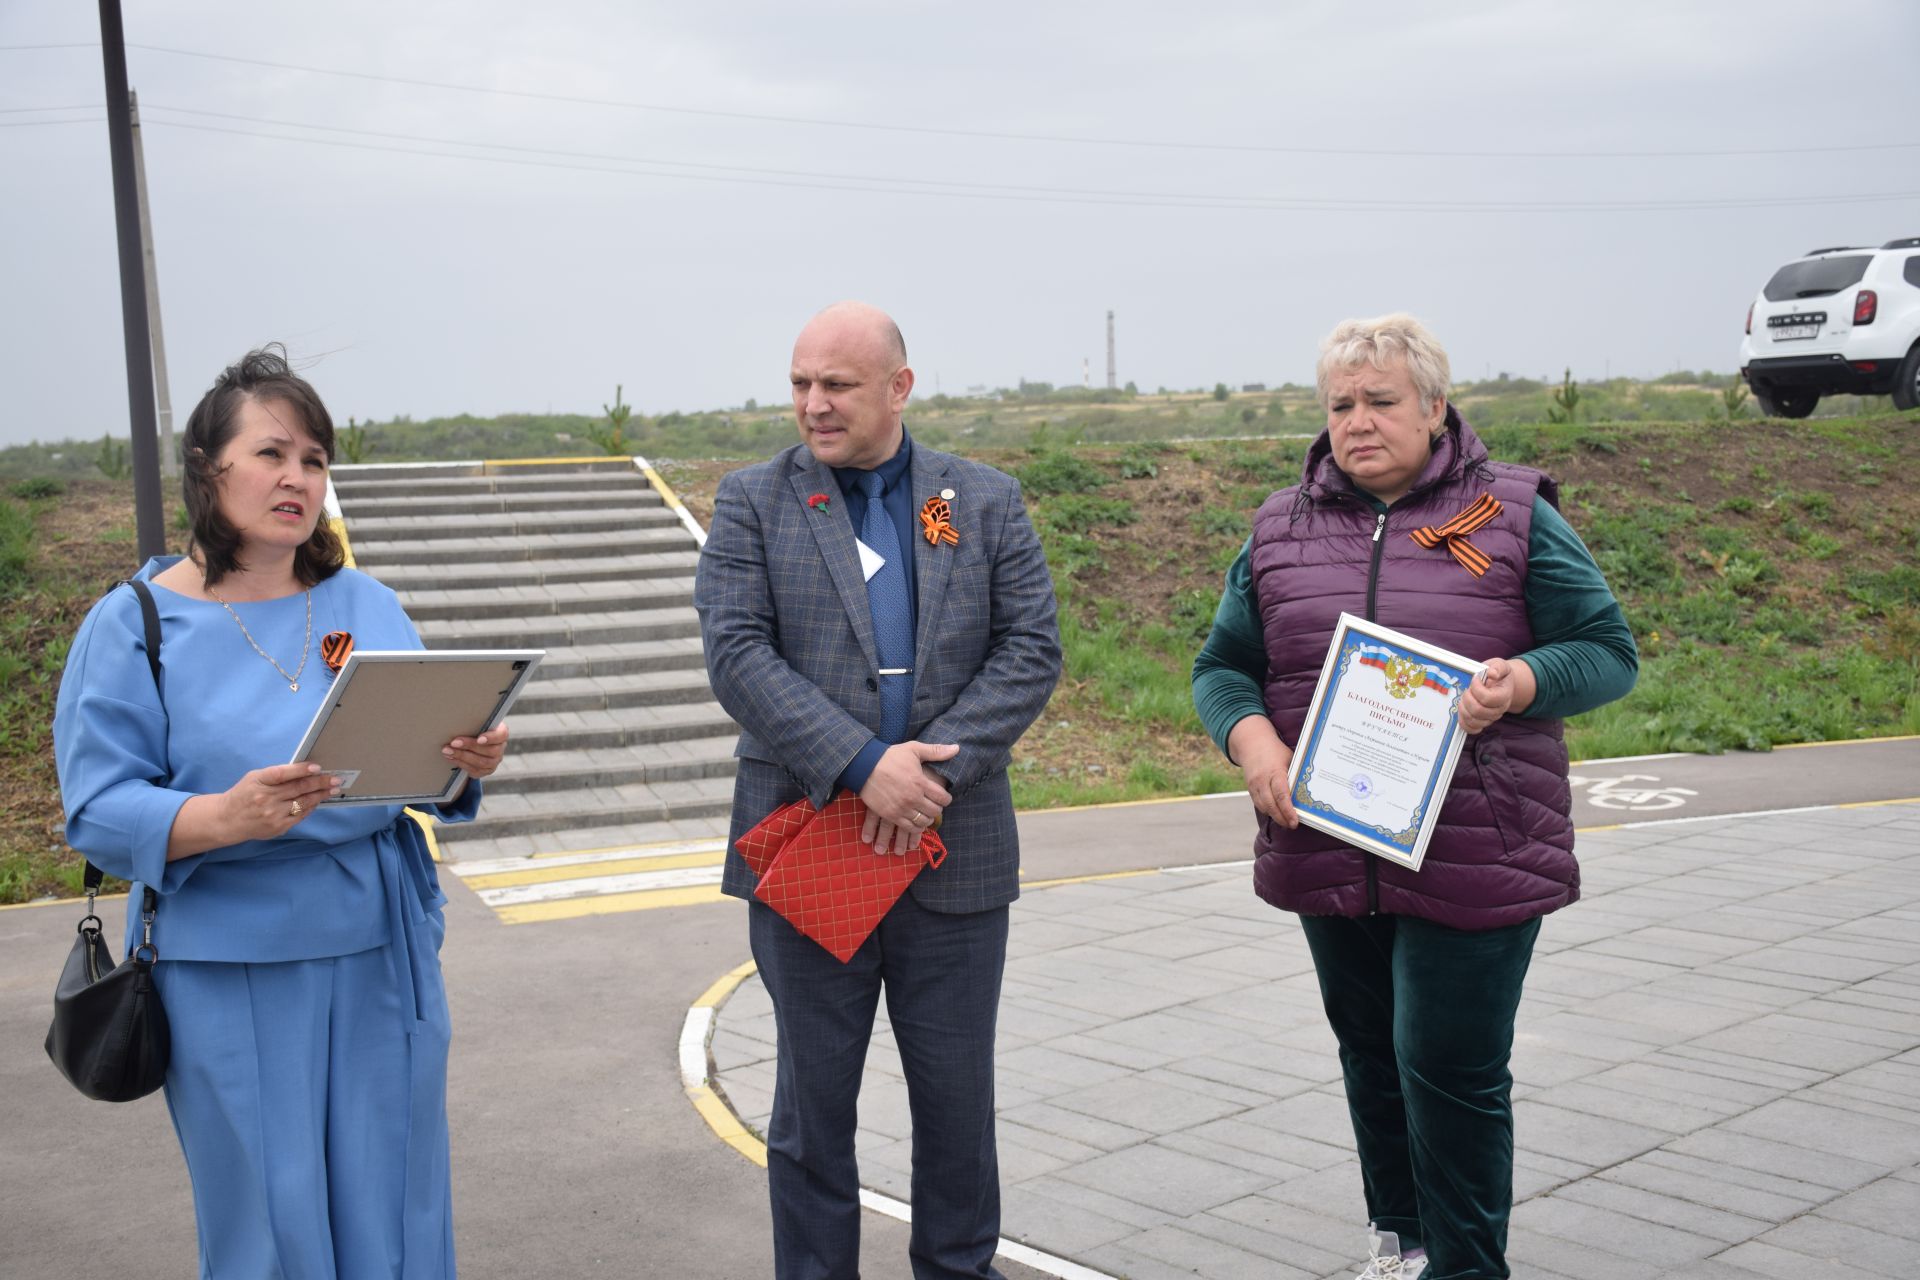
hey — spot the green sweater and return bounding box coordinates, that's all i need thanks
[1191,494,1638,757]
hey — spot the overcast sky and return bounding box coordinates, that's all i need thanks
[2,1,1916,448]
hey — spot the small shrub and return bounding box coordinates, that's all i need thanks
[1015,450,1107,496]
[588,384,633,456]
[1193,507,1247,540]
[0,499,32,589]
[1117,446,1159,480]
[8,477,62,499]
[1042,495,1137,535]
[96,434,129,481]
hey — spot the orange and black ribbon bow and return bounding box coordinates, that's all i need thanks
[321,630,355,675]
[918,496,959,547]
[1408,492,1502,577]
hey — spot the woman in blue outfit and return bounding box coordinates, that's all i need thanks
[54,348,509,1279]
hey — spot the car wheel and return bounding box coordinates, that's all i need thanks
[1753,385,1819,418]
[1893,346,1920,412]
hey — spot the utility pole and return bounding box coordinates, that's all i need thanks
[98,0,165,560]
[1105,310,1116,390]
[129,89,176,479]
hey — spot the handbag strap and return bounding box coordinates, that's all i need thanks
[83,580,163,912]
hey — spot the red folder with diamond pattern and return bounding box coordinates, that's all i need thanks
[739,791,947,963]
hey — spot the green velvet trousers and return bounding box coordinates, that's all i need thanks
[1298,912,1542,1280]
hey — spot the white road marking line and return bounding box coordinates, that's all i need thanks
[475,864,724,906]
[450,838,727,878]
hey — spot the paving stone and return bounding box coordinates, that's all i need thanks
[1746,1215,1914,1272]
[996,1101,1156,1153]
[1501,1224,1652,1280]
[1722,1097,1920,1169]
[1602,1152,1830,1221]
[1094,1223,1316,1279]
[1664,1126,1888,1192]
[1519,1194,1727,1269]
[1808,1173,1920,1242]
[1055,1143,1275,1217]
[1047,1071,1257,1136]
[1513,1100,1670,1167]
[1526,1079,1729,1135]
[999,1180,1140,1253]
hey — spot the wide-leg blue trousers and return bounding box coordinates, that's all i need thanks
[152,911,455,1279]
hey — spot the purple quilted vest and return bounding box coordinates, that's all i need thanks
[1248,407,1578,930]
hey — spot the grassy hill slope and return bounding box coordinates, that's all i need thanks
[3,412,1915,901]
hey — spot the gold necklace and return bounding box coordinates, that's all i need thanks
[205,584,313,692]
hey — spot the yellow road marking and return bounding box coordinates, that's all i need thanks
[1021,868,1163,891]
[1777,734,1920,749]
[461,849,723,889]
[494,883,732,925]
[690,1086,768,1167]
[694,959,759,1009]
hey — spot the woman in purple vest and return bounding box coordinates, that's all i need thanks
[1191,314,1637,1280]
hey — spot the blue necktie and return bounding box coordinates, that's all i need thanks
[859,470,914,744]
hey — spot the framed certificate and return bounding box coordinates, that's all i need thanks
[1286,614,1482,871]
[288,650,544,807]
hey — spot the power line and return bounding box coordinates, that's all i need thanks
[138,114,1920,214]
[6,39,1917,160]
[0,116,101,127]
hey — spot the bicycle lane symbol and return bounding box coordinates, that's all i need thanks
[1569,774,1699,812]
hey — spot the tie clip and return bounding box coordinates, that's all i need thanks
[878,667,913,676]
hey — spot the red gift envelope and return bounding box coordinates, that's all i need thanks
[735,796,816,879]
[743,792,947,963]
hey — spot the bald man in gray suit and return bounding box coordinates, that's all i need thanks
[695,302,1061,1279]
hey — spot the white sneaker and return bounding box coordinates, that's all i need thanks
[1355,1227,1428,1280]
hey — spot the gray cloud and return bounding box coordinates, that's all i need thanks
[1,0,1915,446]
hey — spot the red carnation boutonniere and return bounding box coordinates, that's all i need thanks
[807,492,831,513]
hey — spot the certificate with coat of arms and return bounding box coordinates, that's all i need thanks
[1286,614,1484,871]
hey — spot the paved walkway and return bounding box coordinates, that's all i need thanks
[709,802,1920,1279]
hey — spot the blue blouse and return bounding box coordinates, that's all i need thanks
[53,558,480,964]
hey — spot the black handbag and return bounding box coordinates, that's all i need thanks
[44,579,172,1102]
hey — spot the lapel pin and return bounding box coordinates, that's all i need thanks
[940,488,955,501]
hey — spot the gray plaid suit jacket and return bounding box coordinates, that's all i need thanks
[694,439,1061,913]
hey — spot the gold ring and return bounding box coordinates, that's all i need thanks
[289,800,303,817]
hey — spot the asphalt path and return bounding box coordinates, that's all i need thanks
[1,736,1913,1278]
[1012,735,1920,884]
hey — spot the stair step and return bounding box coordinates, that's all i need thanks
[349,529,691,566]
[367,550,701,591]
[398,578,694,622]
[445,636,707,680]
[482,734,739,794]
[348,508,682,543]
[419,606,701,650]
[334,470,647,499]
[340,489,664,519]
[512,669,717,714]
[506,705,737,752]
[448,776,736,841]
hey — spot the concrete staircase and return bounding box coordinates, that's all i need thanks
[330,459,735,862]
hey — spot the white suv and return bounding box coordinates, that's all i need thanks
[1739,237,1920,416]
